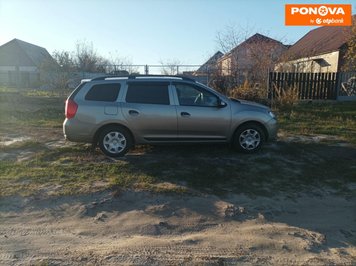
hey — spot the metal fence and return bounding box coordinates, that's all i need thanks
[94,64,215,85]
[90,64,202,76]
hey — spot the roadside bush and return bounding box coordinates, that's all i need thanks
[227,80,269,105]
[209,74,237,95]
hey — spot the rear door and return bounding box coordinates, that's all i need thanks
[173,82,231,141]
[71,82,121,140]
[121,81,178,141]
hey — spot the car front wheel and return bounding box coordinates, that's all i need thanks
[233,123,265,153]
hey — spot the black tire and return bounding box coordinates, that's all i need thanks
[233,123,265,153]
[98,126,132,157]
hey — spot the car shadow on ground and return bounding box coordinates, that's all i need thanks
[120,140,356,197]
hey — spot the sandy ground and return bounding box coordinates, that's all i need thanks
[1,188,355,265]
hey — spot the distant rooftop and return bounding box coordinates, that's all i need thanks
[219,33,287,60]
[0,38,53,67]
[284,15,355,60]
[231,33,285,52]
[197,51,224,72]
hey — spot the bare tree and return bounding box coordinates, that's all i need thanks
[215,24,287,87]
[52,50,76,71]
[342,17,356,71]
[75,40,109,73]
[160,59,181,75]
[108,52,138,74]
[215,23,253,53]
[40,51,75,90]
[215,23,254,86]
[41,40,142,89]
[41,41,110,89]
[245,40,287,83]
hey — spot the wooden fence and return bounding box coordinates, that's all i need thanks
[268,72,340,100]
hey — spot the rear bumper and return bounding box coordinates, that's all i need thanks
[63,119,94,143]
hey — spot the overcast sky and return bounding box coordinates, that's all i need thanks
[0,0,354,65]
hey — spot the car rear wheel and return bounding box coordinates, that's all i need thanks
[233,123,265,153]
[98,126,132,157]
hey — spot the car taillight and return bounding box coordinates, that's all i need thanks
[65,99,78,119]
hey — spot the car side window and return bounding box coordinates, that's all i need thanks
[175,83,219,107]
[126,82,170,105]
[85,83,121,102]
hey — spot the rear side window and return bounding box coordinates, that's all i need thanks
[85,83,121,102]
[126,82,169,105]
[68,82,87,100]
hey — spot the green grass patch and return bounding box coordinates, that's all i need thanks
[0,146,124,196]
[277,102,356,144]
[0,86,70,97]
[0,88,66,128]
[0,144,187,197]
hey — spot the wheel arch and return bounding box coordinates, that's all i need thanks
[232,121,268,142]
[93,123,135,145]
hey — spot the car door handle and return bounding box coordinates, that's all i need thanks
[180,112,191,117]
[128,110,139,116]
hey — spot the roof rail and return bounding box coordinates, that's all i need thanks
[90,76,123,81]
[91,75,196,82]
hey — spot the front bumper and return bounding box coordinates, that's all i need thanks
[265,118,278,141]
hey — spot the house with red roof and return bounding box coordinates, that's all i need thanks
[217,33,288,83]
[276,16,354,73]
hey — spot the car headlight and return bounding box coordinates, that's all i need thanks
[268,111,276,119]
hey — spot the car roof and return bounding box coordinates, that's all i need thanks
[88,75,197,83]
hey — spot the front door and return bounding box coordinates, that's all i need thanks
[173,83,231,141]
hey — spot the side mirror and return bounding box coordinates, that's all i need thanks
[217,99,227,108]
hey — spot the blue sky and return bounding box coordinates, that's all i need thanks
[0,0,354,65]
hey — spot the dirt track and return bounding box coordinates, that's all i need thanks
[1,189,355,265]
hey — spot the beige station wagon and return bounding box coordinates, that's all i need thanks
[63,75,277,157]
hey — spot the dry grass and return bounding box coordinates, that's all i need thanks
[227,81,267,104]
[272,84,299,110]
